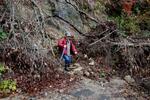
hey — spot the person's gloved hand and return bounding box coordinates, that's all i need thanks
[74,52,80,60]
[64,45,67,48]
[74,52,78,55]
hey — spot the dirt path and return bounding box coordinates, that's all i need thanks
[1,76,143,100]
[1,62,147,100]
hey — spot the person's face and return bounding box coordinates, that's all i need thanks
[66,36,73,40]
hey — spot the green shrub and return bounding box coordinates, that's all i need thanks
[0,80,16,93]
[0,63,5,74]
[0,63,17,93]
[94,0,105,13]
[99,71,106,78]
[142,31,150,37]
[109,16,140,36]
[0,28,7,41]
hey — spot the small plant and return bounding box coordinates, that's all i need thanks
[99,71,106,78]
[0,28,7,41]
[0,63,5,74]
[0,80,17,93]
[0,64,17,94]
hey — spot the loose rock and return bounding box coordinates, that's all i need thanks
[89,58,95,66]
[124,75,135,84]
[84,71,90,77]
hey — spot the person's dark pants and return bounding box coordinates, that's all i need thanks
[63,55,72,71]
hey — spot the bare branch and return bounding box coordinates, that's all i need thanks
[0,9,6,22]
[107,41,150,47]
[89,29,117,46]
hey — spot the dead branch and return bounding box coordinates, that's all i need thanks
[0,9,6,22]
[89,29,117,46]
[107,40,150,47]
[10,1,15,34]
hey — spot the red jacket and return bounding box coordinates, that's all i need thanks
[58,37,77,55]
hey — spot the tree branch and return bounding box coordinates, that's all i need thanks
[106,40,150,47]
[0,9,6,22]
[89,29,117,46]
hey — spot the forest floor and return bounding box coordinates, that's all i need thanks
[0,77,134,100]
[1,61,149,100]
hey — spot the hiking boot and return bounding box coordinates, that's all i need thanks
[64,67,70,71]
[64,64,70,71]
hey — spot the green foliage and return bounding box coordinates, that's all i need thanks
[0,28,7,41]
[0,63,5,74]
[0,63,17,93]
[82,3,90,12]
[109,16,140,36]
[136,10,150,36]
[94,0,105,13]
[142,31,150,37]
[99,71,106,78]
[0,80,16,93]
[139,12,150,30]
[106,0,150,36]
[132,1,141,15]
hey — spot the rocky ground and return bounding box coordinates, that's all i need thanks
[1,63,149,100]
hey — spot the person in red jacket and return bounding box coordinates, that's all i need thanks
[58,32,78,71]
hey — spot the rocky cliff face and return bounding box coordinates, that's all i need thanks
[12,0,106,39]
[0,0,106,58]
